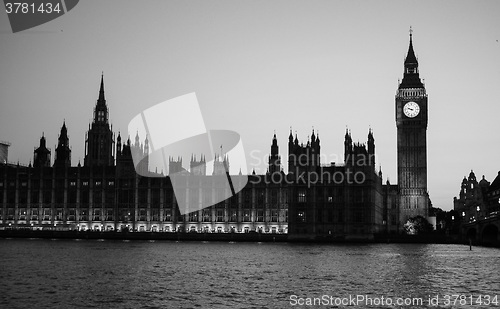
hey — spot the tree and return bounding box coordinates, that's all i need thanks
[404,215,433,235]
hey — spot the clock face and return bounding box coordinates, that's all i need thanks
[403,101,420,118]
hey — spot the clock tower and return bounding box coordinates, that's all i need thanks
[396,30,429,223]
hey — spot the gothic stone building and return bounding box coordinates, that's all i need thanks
[0,34,431,238]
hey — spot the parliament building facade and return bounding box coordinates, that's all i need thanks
[0,34,431,239]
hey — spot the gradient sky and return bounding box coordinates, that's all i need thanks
[1,0,500,211]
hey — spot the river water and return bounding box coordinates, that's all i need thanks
[0,239,499,308]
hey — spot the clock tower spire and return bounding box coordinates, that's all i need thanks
[396,30,429,225]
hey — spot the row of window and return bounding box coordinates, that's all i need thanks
[0,180,116,188]
[0,190,296,204]
[295,209,370,223]
[0,208,288,223]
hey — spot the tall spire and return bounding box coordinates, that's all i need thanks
[399,28,423,89]
[85,73,114,167]
[61,120,67,136]
[59,120,68,145]
[93,73,109,123]
[98,72,106,104]
[405,27,418,65]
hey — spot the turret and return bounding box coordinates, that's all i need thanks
[460,177,467,199]
[135,131,140,148]
[269,133,281,174]
[190,153,206,176]
[367,128,375,165]
[144,134,149,154]
[344,128,352,163]
[34,133,51,167]
[116,132,122,157]
[54,121,71,167]
[169,156,183,175]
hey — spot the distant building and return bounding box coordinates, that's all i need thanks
[453,170,491,223]
[486,172,500,215]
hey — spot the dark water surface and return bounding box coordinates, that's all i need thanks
[0,239,499,308]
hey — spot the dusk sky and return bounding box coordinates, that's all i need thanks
[1,0,499,211]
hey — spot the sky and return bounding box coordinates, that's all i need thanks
[1,0,500,211]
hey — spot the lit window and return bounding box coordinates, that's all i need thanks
[256,210,264,222]
[297,211,306,222]
[216,210,224,222]
[97,111,105,121]
[230,211,237,222]
[271,210,278,222]
[93,209,101,221]
[298,190,306,203]
[202,209,211,222]
[243,210,251,222]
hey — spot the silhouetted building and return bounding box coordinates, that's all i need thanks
[486,172,500,215]
[454,170,500,223]
[287,129,384,240]
[0,33,433,237]
[395,30,429,223]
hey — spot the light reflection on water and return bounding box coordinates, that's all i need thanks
[0,239,499,308]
